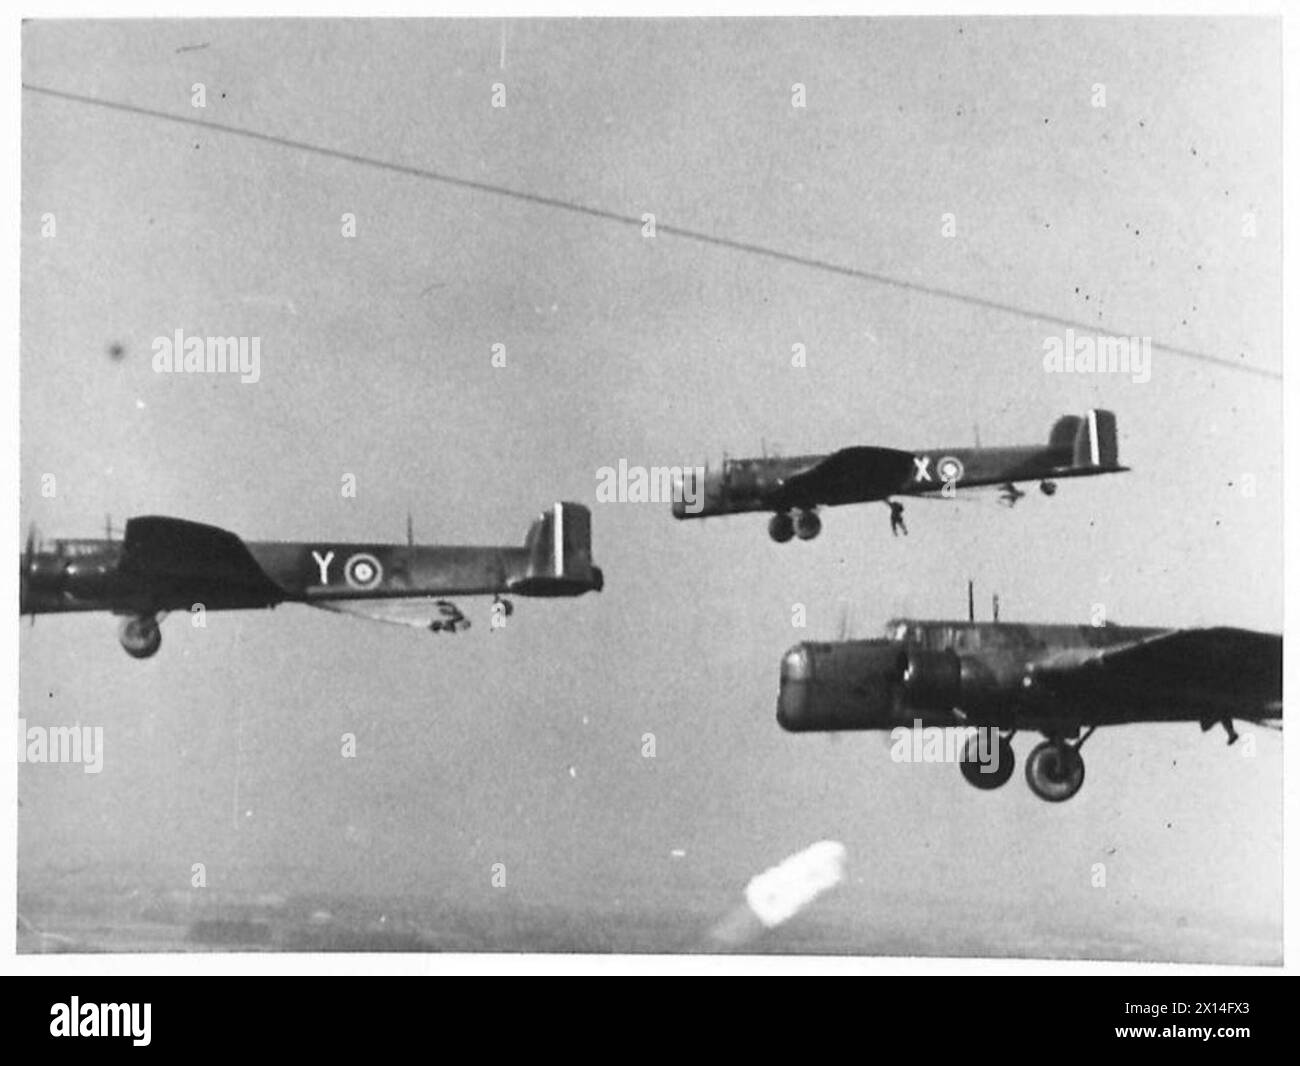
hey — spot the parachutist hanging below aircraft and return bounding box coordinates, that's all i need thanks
[888,500,907,537]
[672,409,1124,541]
[19,503,602,659]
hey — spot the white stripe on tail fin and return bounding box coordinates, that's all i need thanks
[554,502,564,578]
[1072,408,1119,468]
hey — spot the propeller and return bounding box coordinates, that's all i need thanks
[20,523,37,625]
[827,602,867,749]
[20,523,72,625]
[836,602,853,642]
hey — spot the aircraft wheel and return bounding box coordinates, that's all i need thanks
[959,731,1015,790]
[768,512,795,543]
[119,616,162,659]
[1024,739,1084,802]
[1040,480,1057,496]
[794,510,822,541]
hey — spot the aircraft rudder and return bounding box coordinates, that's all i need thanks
[1073,409,1119,468]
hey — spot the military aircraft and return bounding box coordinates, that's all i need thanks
[776,613,1281,802]
[19,502,603,659]
[672,409,1126,541]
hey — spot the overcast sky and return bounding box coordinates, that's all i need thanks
[20,17,1282,958]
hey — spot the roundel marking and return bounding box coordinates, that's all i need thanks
[937,456,965,483]
[344,553,383,590]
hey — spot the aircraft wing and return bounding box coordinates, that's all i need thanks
[119,516,284,601]
[777,446,917,507]
[1031,627,1282,716]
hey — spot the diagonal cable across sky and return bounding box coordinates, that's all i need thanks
[23,82,1281,382]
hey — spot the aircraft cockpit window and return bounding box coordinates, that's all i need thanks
[54,541,108,558]
[923,626,954,650]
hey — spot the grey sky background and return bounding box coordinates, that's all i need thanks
[20,18,1281,957]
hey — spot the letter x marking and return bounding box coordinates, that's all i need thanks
[913,456,933,482]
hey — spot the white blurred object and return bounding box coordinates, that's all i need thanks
[706,840,847,949]
[744,840,847,929]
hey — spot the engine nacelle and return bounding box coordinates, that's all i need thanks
[778,641,1024,733]
[901,649,1011,713]
[777,640,907,732]
[60,559,118,602]
[22,553,119,609]
[25,554,67,593]
[901,649,963,711]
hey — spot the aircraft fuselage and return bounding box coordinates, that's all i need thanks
[778,619,1282,734]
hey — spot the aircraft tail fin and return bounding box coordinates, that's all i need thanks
[1071,408,1119,468]
[1048,415,1082,452]
[509,502,604,597]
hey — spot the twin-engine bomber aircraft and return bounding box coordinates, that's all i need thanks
[19,503,603,658]
[672,409,1126,541]
[777,618,1281,802]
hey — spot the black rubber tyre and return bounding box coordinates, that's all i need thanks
[1024,740,1085,802]
[119,617,162,659]
[959,732,1015,790]
[794,510,822,541]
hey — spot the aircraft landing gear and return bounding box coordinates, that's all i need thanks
[794,509,822,541]
[118,615,162,659]
[1024,732,1089,802]
[959,729,1016,790]
[1040,479,1057,496]
[768,512,795,543]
